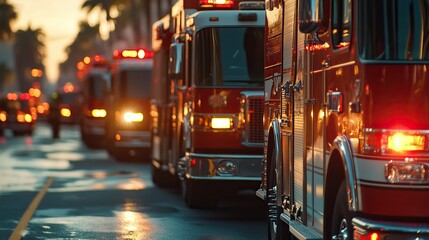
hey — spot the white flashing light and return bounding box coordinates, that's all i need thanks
[211,117,232,129]
[123,112,144,123]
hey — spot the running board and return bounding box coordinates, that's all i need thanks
[280,213,322,240]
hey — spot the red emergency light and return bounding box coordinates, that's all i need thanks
[113,49,153,60]
[199,0,234,9]
[20,93,31,100]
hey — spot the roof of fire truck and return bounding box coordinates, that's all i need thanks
[185,1,265,30]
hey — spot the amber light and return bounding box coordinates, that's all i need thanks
[91,109,107,118]
[354,230,380,240]
[17,112,32,123]
[60,108,71,118]
[0,111,7,122]
[387,133,425,152]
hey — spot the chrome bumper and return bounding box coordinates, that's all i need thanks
[83,118,106,136]
[353,217,429,239]
[179,152,262,182]
[114,130,151,148]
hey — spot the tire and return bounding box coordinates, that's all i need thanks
[267,148,290,240]
[331,180,353,240]
[182,178,217,209]
[152,164,178,188]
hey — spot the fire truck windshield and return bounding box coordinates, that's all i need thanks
[88,75,108,100]
[359,0,429,61]
[119,69,152,99]
[195,27,264,86]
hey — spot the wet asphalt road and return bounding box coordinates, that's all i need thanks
[0,122,267,240]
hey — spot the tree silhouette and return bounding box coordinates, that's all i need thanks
[14,25,46,91]
[0,1,17,42]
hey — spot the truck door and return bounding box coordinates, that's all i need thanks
[304,0,353,231]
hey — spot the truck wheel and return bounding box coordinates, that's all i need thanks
[267,149,290,240]
[331,180,352,240]
[182,178,217,209]
[152,165,176,188]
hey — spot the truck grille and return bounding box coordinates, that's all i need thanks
[241,91,264,146]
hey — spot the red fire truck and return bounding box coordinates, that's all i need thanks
[151,0,265,208]
[106,48,153,161]
[258,0,429,239]
[80,55,110,148]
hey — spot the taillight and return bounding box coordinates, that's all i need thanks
[364,129,427,154]
[354,230,381,240]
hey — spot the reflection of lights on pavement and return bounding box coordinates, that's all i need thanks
[118,178,146,190]
[26,136,33,145]
[117,203,151,239]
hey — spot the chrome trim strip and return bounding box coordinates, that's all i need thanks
[312,61,355,74]
[188,176,260,181]
[353,217,429,234]
[188,152,263,159]
[117,131,151,137]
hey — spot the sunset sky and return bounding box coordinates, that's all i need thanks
[10,0,91,82]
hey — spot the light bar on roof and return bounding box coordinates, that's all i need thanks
[113,49,153,60]
[199,0,234,9]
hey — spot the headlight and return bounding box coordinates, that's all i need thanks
[0,111,6,122]
[17,113,32,123]
[385,160,429,183]
[123,112,144,123]
[192,115,234,130]
[211,117,232,129]
[91,109,107,118]
[60,108,71,117]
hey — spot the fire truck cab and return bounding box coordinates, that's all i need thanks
[106,49,153,161]
[151,0,266,208]
[80,55,110,149]
[259,0,429,239]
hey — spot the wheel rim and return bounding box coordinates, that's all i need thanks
[335,219,348,240]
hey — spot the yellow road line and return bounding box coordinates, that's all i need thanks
[9,177,55,240]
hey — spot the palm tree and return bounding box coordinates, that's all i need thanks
[0,0,17,42]
[81,0,128,47]
[59,21,105,86]
[14,25,46,91]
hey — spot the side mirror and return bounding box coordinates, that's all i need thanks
[299,0,327,33]
[168,42,184,77]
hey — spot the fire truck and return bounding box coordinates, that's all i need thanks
[106,48,153,161]
[151,0,265,208]
[258,0,429,239]
[80,55,110,148]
